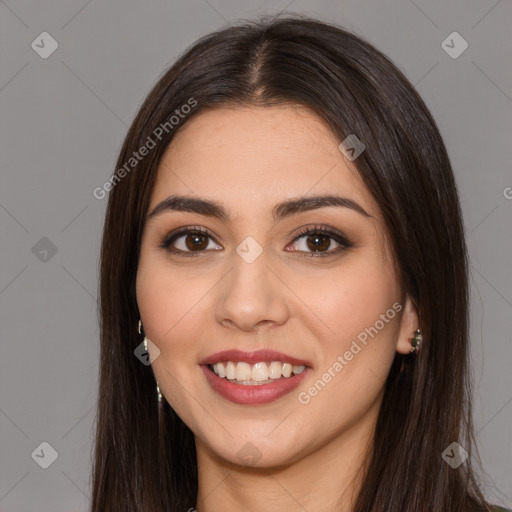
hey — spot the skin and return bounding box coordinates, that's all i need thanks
[136,105,419,512]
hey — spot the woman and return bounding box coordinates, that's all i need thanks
[90,15,508,512]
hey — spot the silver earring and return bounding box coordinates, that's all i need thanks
[409,329,422,353]
[139,320,162,402]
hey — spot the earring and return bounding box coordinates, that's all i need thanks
[409,329,422,353]
[139,320,162,402]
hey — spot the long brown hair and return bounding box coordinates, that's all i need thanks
[91,14,493,511]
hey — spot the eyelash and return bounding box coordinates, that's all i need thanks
[159,225,353,258]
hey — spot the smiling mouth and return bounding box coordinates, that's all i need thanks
[207,360,307,385]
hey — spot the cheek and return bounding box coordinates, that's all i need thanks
[294,255,400,342]
[294,268,401,431]
[136,253,207,358]
[291,255,402,408]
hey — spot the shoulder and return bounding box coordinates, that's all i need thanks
[492,507,512,512]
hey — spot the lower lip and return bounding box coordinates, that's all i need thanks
[201,365,311,405]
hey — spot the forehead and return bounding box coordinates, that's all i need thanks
[149,105,378,222]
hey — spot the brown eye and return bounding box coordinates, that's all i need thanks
[160,227,221,256]
[305,233,332,252]
[184,232,209,251]
[288,225,353,257]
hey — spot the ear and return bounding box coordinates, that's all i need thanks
[395,294,420,355]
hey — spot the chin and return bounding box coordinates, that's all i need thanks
[201,432,300,468]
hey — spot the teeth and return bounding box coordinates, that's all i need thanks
[225,361,236,380]
[269,361,282,379]
[211,361,307,382]
[282,363,292,378]
[235,362,252,381]
[252,362,269,382]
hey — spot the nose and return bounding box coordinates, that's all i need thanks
[215,248,290,332]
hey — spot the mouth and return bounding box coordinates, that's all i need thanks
[199,349,312,405]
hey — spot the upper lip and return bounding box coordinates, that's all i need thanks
[199,349,312,367]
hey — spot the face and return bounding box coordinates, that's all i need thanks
[136,105,418,468]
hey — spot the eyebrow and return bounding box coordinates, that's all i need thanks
[147,194,371,222]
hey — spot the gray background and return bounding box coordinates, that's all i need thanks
[1,0,511,510]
